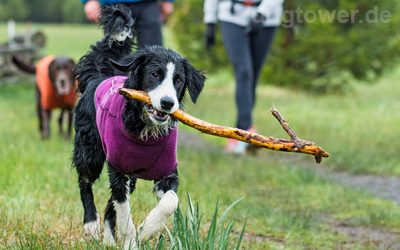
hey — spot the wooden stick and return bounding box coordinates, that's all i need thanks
[270,104,297,140]
[119,88,330,163]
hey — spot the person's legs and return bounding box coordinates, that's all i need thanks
[249,27,277,109]
[127,1,163,48]
[220,21,253,131]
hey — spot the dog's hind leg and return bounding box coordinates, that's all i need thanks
[107,164,137,250]
[103,176,137,246]
[138,171,179,241]
[74,142,105,240]
[73,91,106,241]
[41,109,52,139]
[58,108,74,139]
[58,108,65,136]
[79,175,101,240]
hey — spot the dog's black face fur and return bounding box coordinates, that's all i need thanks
[112,46,205,138]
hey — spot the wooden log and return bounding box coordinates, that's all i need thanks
[119,88,330,163]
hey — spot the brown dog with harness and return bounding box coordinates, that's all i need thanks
[12,55,77,139]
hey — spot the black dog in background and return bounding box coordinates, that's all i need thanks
[72,4,205,249]
[12,55,76,139]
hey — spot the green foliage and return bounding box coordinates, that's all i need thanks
[265,0,400,92]
[0,0,29,21]
[172,0,400,92]
[0,0,86,23]
[171,0,230,73]
[26,0,64,23]
[62,0,87,24]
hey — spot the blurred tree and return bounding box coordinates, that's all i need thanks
[27,0,63,22]
[170,0,229,74]
[172,0,400,92]
[0,0,86,23]
[62,0,87,23]
[0,0,30,21]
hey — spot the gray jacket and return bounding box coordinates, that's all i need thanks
[204,0,284,27]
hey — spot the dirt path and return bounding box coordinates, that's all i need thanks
[317,167,400,249]
[319,169,400,205]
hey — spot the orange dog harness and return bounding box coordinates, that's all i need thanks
[36,56,77,110]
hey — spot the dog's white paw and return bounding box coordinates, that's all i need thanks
[84,213,100,241]
[139,190,178,240]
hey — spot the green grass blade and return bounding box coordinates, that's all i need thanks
[216,197,243,227]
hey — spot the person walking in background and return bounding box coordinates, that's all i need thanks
[204,0,284,154]
[81,0,174,47]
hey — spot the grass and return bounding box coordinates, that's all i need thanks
[137,195,245,250]
[1,22,400,249]
[188,68,400,175]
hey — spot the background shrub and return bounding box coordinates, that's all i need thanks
[0,0,86,23]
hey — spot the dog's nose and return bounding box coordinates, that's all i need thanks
[160,96,175,111]
[60,80,66,87]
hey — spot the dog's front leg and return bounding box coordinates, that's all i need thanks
[108,164,137,250]
[139,171,179,241]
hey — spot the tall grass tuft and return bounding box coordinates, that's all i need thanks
[140,194,245,250]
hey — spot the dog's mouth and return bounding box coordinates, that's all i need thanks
[145,104,170,123]
[56,88,72,96]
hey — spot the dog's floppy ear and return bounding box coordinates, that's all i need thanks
[48,59,57,84]
[183,59,206,104]
[110,51,148,90]
[68,58,76,67]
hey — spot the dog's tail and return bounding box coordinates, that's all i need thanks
[74,3,135,94]
[12,56,36,74]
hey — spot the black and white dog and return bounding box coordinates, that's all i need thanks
[72,3,205,249]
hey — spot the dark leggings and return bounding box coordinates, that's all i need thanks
[124,1,163,47]
[220,21,276,130]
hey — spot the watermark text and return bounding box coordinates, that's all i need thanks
[277,7,392,28]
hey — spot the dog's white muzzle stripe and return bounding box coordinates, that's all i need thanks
[148,62,179,113]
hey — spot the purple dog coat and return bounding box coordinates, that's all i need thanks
[95,76,178,181]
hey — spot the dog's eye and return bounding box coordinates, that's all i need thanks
[176,78,182,85]
[151,72,159,78]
